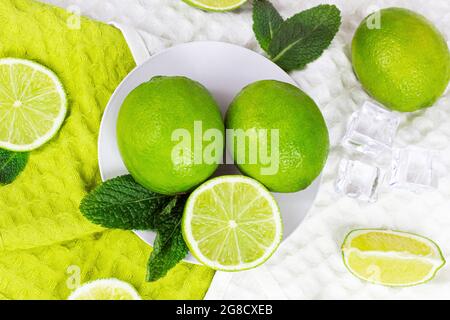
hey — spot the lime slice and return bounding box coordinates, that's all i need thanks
[183,175,283,271]
[68,279,141,300]
[182,0,247,12]
[0,58,67,152]
[342,229,445,287]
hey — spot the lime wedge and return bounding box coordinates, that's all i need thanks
[182,0,247,11]
[183,175,283,271]
[0,58,67,152]
[342,229,445,287]
[68,279,141,300]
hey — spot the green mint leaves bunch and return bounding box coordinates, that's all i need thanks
[253,0,342,71]
[80,175,189,282]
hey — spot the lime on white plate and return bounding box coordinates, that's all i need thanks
[68,279,141,300]
[0,58,67,152]
[182,0,247,11]
[342,229,445,287]
[182,175,283,271]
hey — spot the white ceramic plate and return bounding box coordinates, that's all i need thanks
[98,41,321,263]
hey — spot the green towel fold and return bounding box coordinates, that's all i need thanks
[0,230,214,300]
[0,0,214,299]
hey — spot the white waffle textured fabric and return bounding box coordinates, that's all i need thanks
[41,0,450,300]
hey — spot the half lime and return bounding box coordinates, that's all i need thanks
[68,279,141,300]
[182,0,247,12]
[183,175,283,271]
[0,58,67,151]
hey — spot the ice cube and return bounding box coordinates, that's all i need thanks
[335,159,383,202]
[389,147,436,192]
[342,101,400,158]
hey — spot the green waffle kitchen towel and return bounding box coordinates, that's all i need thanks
[0,230,214,300]
[0,0,214,299]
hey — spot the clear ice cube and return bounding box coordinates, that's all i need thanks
[389,147,436,192]
[335,159,383,202]
[342,101,400,158]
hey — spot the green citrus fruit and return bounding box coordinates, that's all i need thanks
[352,8,450,112]
[117,76,224,195]
[182,0,247,12]
[342,229,445,287]
[182,175,283,271]
[226,80,329,193]
[68,279,141,300]
[0,58,67,152]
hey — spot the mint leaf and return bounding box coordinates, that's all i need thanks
[80,175,173,230]
[146,196,189,282]
[253,0,284,53]
[0,149,28,185]
[80,175,190,282]
[268,4,341,71]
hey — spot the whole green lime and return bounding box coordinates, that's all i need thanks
[352,8,450,112]
[226,80,329,193]
[117,76,224,195]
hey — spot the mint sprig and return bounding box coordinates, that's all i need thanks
[253,1,341,71]
[146,196,189,282]
[0,149,28,185]
[80,175,173,230]
[80,175,189,282]
[253,0,284,53]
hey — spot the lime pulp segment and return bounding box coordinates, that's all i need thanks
[0,58,67,151]
[183,176,283,271]
[342,229,445,287]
